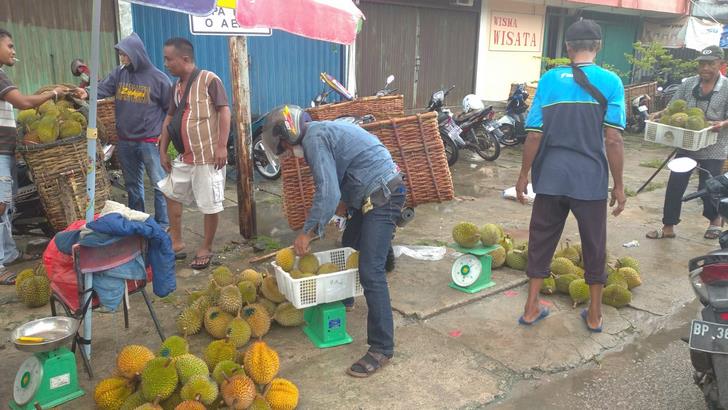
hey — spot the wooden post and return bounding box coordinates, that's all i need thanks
[229,36,256,238]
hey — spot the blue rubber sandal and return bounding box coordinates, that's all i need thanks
[581,309,603,333]
[518,307,549,326]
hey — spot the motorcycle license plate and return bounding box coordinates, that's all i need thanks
[444,122,462,141]
[689,320,728,354]
[638,105,649,112]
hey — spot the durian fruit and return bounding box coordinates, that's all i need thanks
[603,284,632,308]
[175,354,209,385]
[487,245,506,269]
[186,290,205,305]
[264,378,299,410]
[317,262,339,275]
[94,376,134,410]
[117,344,155,379]
[667,99,687,114]
[346,251,359,269]
[17,273,51,307]
[37,100,57,115]
[37,115,59,143]
[204,307,234,339]
[226,315,252,348]
[659,114,673,125]
[174,400,206,410]
[135,402,163,410]
[686,107,705,118]
[243,340,280,385]
[670,112,689,128]
[177,307,203,336]
[480,223,504,247]
[70,110,87,127]
[616,256,640,272]
[189,294,212,313]
[687,116,706,131]
[289,270,305,279]
[273,302,305,327]
[606,271,628,289]
[239,269,263,288]
[554,242,580,265]
[204,339,237,371]
[14,268,35,292]
[159,336,189,361]
[452,222,481,248]
[257,298,278,317]
[574,266,585,279]
[120,390,146,410]
[499,234,514,253]
[275,248,296,272]
[17,109,38,125]
[243,303,272,338]
[160,390,183,410]
[220,374,256,410]
[540,275,556,295]
[297,253,319,274]
[212,266,235,287]
[59,120,82,138]
[555,273,579,294]
[213,360,245,385]
[261,276,286,303]
[505,249,527,271]
[204,282,221,306]
[219,285,243,314]
[250,394,273,410]
[550,257,577,277]
[238,280,258,304]
[617,267,642,289]
[140,357,179,401]
[180,374,218,406]
[568,279,590,308]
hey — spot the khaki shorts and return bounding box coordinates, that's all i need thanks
[158,159,226,214]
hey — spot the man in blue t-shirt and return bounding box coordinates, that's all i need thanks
[515,19,626,332]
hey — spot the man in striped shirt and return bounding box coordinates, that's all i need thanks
[158,38,231,270]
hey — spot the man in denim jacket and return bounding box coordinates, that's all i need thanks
[262,105,405,378]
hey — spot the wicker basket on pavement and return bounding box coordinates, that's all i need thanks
[306,95,405,121]
[280,112,453,230]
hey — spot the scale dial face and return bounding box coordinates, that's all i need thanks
[452,254,482,287]
[14,355,43,405]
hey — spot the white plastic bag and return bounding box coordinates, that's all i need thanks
[502,183,535,204]
[392,245,447,261]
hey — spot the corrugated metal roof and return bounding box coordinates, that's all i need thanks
[131,4,343,117]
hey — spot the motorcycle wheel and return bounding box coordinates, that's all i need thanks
[498,124,520,147]
[442,134,458,166]
[473,127,501,161]
[253,137,281,180]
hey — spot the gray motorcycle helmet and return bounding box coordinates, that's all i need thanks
[260,105,311,160]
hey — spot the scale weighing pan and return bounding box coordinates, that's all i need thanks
[11,317,79,353]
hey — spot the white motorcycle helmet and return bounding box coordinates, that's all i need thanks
[462,94,485,113]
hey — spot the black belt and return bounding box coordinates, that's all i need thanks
[365,175,405,211]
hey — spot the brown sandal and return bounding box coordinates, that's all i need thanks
[346,351,390,378]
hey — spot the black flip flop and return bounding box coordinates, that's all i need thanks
[190,254,213,270]
[175,251,187,261]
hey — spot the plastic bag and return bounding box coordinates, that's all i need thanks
[502,183,535,204]
[392,245,447,261]
[43,219,91,310]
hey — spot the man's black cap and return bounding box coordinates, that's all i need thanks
[565,19,602,42]
[696,45,725,61]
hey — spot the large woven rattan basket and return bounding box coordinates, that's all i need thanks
[281,112,453,230]
[306,95,405,121]
[18,135,111,231]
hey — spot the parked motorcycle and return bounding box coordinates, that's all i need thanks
[672,157,728,409]
[426,86,501,165]
[626,94,651,133]
[311,72,354,107]
[496,83,529,146]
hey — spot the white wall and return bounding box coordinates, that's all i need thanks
[475,0,546,102]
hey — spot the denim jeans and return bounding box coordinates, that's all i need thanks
[0,154,18,266]
[341,184,406,358]
[662,154,724,226]
[117,140,169,227]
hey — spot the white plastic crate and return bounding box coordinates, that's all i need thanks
[644,120,718,151]
[271,247,363,309]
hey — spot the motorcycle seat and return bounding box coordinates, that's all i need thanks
[456,109,484,122]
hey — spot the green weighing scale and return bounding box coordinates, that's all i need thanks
[303,302,352,348]
[9,317,84,410]
[449,243,497,293]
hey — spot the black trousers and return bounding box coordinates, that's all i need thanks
[663,156,724,226]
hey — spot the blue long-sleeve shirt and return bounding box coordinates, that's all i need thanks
[301,121,399,237]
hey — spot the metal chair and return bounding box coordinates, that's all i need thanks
[49,235,165,378]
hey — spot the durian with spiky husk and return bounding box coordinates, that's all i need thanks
[117,344,155,379]
[261,276,286,302]
[499,234,514,253]
[317,262,339,275]
[568,279,590,307]
[60,120,82,138]
[189,294,211,313]
[220,374,256,410]
[70,110,87,127]
[555,243,580,265]
[275,248,296,272]
[186,290,205,305]
[38,100,56,115]
[274,302,305,327]
[95,376,134,410]
[540,275,556,295]
[452,222,481,248]
[17,109,38,125]
[212,360,244,385]
[480,223,503,247]
[250,395,272,410]
[17,273,51,307]
[574,266,585,279]
[205,281,221,305]
[120,391,146,410]
[212,266,235,286]
[289,270,306,279]
[346,251,359,269]
[177,307,203,336]
[243,303,272,338]
[204,339,237,371]
[160,389,183,410]
[488,245,506,268]
[159,336,189,360]
[37,115,59,143]
[219,285,243,314]
[297,253,319,274]
[550,257,577,277]
[603,284,632,308]
[668,99,688,114]
[617,267,642,289]
[243,340,280,385]
[175,354,209,385]
[256,298,278,317]
[140,357,178,401]
[226,315,252,348]
[174,400,205,410]
[555,273,579,294]
[265,378,299,410]
[180,375,218,406]
[237,280,257,304]
[505,249,527,271]
[239,269,263,288]
[14,268,35,292]
[606,271,628,289]
[616,257,640,272]
[135,402,163,410]
[204,307,233,339]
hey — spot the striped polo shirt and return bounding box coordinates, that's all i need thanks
[0,68,18,155]
[525,63,626,201]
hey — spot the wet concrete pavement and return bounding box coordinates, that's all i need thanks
[0,133,720,408]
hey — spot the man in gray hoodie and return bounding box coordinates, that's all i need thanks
[78,33,172,228]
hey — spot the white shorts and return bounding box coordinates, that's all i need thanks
[158,159,226,214]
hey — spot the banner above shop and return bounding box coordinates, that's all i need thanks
[488,12,543,52]
[685,17,723,51]
[641,18,687,48]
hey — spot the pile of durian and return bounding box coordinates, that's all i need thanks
[451,222,527,271]
[94,335,298,410]
[17,99,86,144]
[15,262,51,308]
